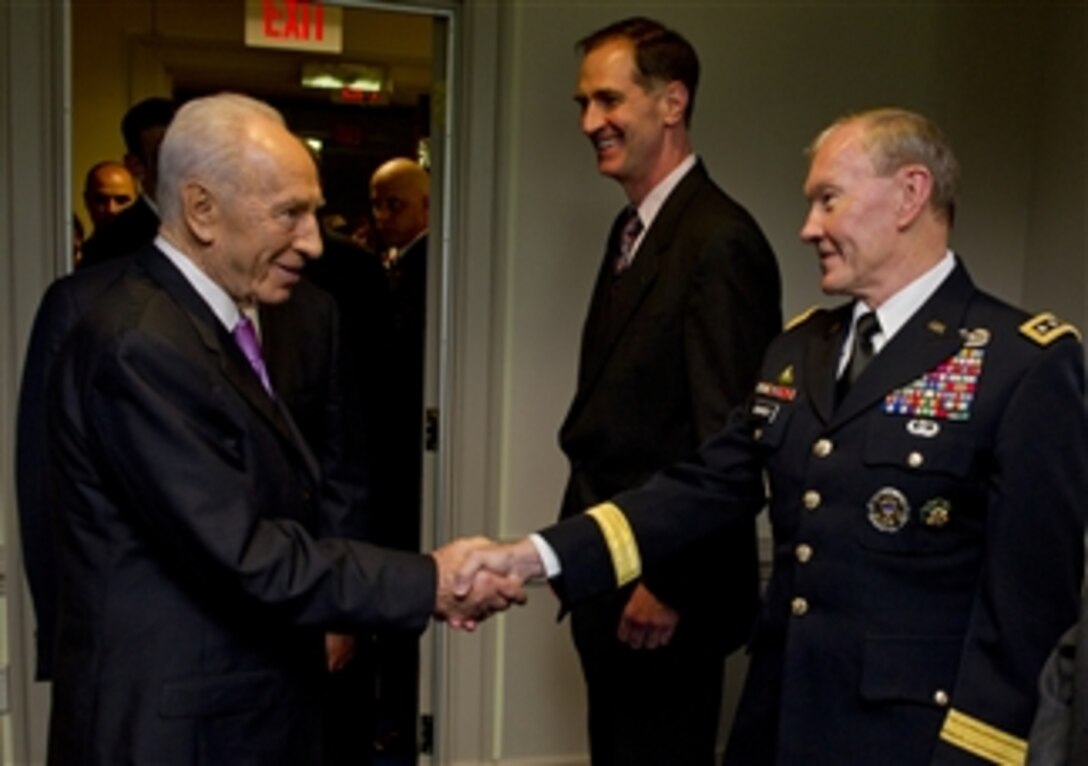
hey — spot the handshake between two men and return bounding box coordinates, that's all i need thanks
[432,537,546,630]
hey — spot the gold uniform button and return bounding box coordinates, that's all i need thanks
[907,451,925,468]
[753,428,764,441]
[933,690,949,707]
[795,544,813,563]
[802,490,822,511]
[791,597,809,616]
[812,438,833,458]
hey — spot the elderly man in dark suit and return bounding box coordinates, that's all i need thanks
[465,108,1088,765]
[41,93,517,766]
[559,16,781,766]
[19,194,368,691]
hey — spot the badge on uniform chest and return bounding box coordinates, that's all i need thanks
[867,487,911,532]
[883,329,988,421]
[867,489,954,532]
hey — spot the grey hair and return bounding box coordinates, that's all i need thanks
[809,108,960,225]
[157,93,285,223]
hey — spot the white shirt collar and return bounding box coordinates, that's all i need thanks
[154,235,247,333]
[866,250,956,345]
[839,250,956,375]
[626,154,698,259]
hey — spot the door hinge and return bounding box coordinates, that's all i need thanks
[419,713,434,754]
[424,407,439,452]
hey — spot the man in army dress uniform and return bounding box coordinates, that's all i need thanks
[461,108,1088,765]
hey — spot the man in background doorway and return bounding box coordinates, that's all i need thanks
[368,156,431,761]
[81,160,137,232]
[80,96,176,267]
[369,156,430,552]
[559,16,781,765]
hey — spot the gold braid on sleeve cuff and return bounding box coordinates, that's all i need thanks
[586,503,641,587]
[939,709,1026,765]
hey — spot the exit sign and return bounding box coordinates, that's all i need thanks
[245,0,343,53]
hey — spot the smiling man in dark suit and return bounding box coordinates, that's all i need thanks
[19,139,368,692]
[560,16,782,766]
[42,93,518,766]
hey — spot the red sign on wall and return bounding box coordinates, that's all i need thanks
[245,0,343,53]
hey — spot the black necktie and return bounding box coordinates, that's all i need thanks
[838,311,881,400]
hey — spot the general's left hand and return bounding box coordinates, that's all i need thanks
[617,583,678,650]
[325,632,356,672]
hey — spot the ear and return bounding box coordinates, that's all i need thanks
[181,181,218,245]
[895,164,934,229]
[660,80,689,128]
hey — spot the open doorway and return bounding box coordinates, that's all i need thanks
[43,1,456,764]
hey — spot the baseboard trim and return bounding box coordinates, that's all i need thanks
[437,756,588,766]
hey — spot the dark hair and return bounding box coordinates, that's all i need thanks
[578,17,700,125]
[121,97,176,159]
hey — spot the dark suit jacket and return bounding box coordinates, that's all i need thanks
[79,195,159,268]
[262,279,372,541]
[559,161,781,648]
[17,259,370,680]
[376,233,428,550]
[44,246,433,765]
[544,260,1088,765]
[16,259,129,679]
[307,232,428,551]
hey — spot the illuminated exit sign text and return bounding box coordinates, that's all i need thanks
[245,0,343,53]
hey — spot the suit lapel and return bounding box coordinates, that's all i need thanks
[136,247,321,484]
[572,164,710,417]
[830,262,977,427]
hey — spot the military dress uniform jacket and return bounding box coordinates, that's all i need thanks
[45,246,437,766]
[541,260,1088,765]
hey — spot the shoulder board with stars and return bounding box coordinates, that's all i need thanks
[785,305,823,332]
[1019,312,1082,346]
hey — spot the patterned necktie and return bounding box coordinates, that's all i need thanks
[837,311,881,402]
[233,314,273,395]
[613,207,644,276]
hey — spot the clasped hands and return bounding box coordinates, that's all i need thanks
[431,536,545,630]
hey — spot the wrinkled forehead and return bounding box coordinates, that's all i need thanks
[806,125,877,184]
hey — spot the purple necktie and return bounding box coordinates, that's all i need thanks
[233,314,273,395]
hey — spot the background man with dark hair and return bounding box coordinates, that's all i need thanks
[560,16,781,765]
[79,96,176,267]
